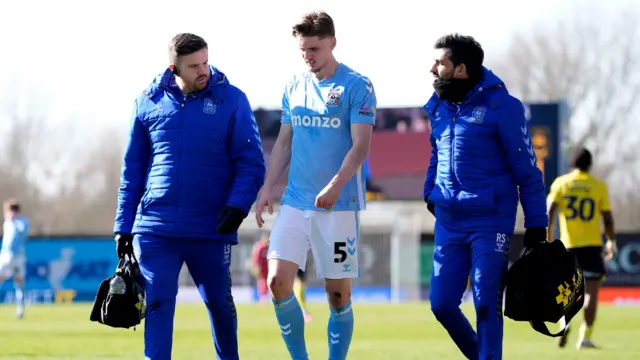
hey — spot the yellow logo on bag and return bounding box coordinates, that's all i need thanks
[135,294,146,316]
[556,282,572,306]
[572,271,583,290]
[556,271,583,307]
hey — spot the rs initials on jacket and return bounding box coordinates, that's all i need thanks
[495,233,508,252]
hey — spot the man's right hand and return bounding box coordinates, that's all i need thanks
[115,233,134,258]
[605,239,617,260]
[255,187,274,228]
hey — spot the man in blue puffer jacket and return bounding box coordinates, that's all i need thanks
[113,33,265,360]
[423,34,548,360]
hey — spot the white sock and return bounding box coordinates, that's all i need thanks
[15,287,24,313]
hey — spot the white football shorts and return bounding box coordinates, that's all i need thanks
[0,254,26,278]
[267,204,360,279]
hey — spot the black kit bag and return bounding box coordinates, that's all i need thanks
[90,253,146,330]
[504,239,585,337]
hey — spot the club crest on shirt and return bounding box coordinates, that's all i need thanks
[470,106,486,124]
[326,87,344,107]
[203,98,217,114]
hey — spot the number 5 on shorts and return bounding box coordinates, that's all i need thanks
[334,241,347,263]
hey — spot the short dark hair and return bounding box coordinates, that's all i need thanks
[4,199,20,213]
[434,33,484,80]
[292,11,335,38]
[572,147,593,172]
[168,33,208,65]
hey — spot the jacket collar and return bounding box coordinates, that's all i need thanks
[143,65,229,99]
[424,66,507,113]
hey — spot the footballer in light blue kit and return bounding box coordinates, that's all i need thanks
[0,199,30,319]
[255,11,376,360]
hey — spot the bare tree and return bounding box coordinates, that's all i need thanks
[0,98,48,234]
[493,7,640,228]
[64,126,125,235]
[494,7,640,186]
[0,89,125,235]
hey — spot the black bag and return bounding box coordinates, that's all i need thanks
[504,239,585,337]
[90,253,146,329]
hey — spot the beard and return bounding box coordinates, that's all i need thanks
[192,75,209,91]
[432,74,478,103]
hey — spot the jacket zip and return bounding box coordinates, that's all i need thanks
[443,85,496,212]
[450,107,462,187]
[448,85,488,188]
[175,93,187,233]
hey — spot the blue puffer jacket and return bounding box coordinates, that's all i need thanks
[114,66,265,244]
[423,67,548,234]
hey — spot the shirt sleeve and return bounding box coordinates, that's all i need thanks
[225,92,266,215]
[3,221,15,243]
[281,82,292,124]
[496,97,548,229]
[349,76,377,125]
[547,179,564,205]
[423,133,438,200]
[599,182,612,212]
[114,98,151,234]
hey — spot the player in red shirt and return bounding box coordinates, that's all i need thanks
[249,231,270,302]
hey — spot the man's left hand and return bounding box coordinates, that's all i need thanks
[523,227,547,248]
[424,196,435,217]
[315,182,342,211]
[218,206,247,234]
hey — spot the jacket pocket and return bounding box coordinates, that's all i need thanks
[456,187,497,213]
[140,189,169,216]
[139,189,151,214]
[428,185,454,210]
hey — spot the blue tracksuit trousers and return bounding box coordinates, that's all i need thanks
[133,235,238,360]
[429,221,511,360]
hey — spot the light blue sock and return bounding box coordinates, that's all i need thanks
[273,293,308,360]
[328,300,354,360]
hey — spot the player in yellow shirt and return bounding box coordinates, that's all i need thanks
[547,148,616,349]
[294,268,313,323]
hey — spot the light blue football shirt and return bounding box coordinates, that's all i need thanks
[280,63,377,212]
[1,216,30,257]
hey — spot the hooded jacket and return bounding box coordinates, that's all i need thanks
[423,67,548,234]
[114,66,265,243]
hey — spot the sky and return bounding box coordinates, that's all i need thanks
[0,0,636,196]
[1,0,634,132]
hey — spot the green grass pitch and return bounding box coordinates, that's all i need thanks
[1,303,639,359]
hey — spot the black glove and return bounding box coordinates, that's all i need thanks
[217,205,247,234]
[115,233,134,258]
[523,227,547,248]
[424,196,435,217]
